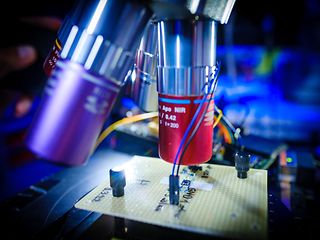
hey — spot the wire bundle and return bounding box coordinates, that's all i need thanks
[214,105,242,146]
[171,62,221,176]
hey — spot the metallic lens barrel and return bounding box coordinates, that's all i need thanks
[157,19,217,165]
[26,0,152,165]
[26,60,120,165]
[158,19,217,95]
[131,22,158,112]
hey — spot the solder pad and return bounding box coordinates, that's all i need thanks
[75,155,268,239]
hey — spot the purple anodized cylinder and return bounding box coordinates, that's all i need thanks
[26,60,120,165]
[25,0,152,165]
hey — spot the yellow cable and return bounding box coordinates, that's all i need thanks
[213,107,233,144]
[94,112,158,151]
[94,107,223,153]
[218,122,232,144]
[213,108,223,128]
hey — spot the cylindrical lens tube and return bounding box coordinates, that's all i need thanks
[131,21,158,112]
[26,0,152,165]
[157,19,217,165]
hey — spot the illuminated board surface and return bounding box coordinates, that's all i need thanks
[75,155,268,239]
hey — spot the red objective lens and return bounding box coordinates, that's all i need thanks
[43,38,62,76]
[158,93,214,165]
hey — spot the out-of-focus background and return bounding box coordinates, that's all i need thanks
[215,0,320,144]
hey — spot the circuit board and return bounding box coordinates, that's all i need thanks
[75,155,268,239]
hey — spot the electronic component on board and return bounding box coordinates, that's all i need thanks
[235,151,250,179]
[188,165,203,173]
[109,167,126,197]
[169,174,180,205]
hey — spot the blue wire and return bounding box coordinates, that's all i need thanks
[171,64,220,175]
[171,93,208,175]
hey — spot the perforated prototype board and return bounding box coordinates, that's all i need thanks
[75,156,268,239]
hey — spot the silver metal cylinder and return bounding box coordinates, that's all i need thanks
[59,0,152,84]
[131,22,158,112]
[148,0,236,24]
[157,19,217,96]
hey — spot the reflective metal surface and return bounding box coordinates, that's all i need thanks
[157,19,217,96]
[26,60,121,165]
[26,0,152,165]
[149,0,236,24]
[131,22,158,112]
[59,0,152,84]
[186,0,236,24]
